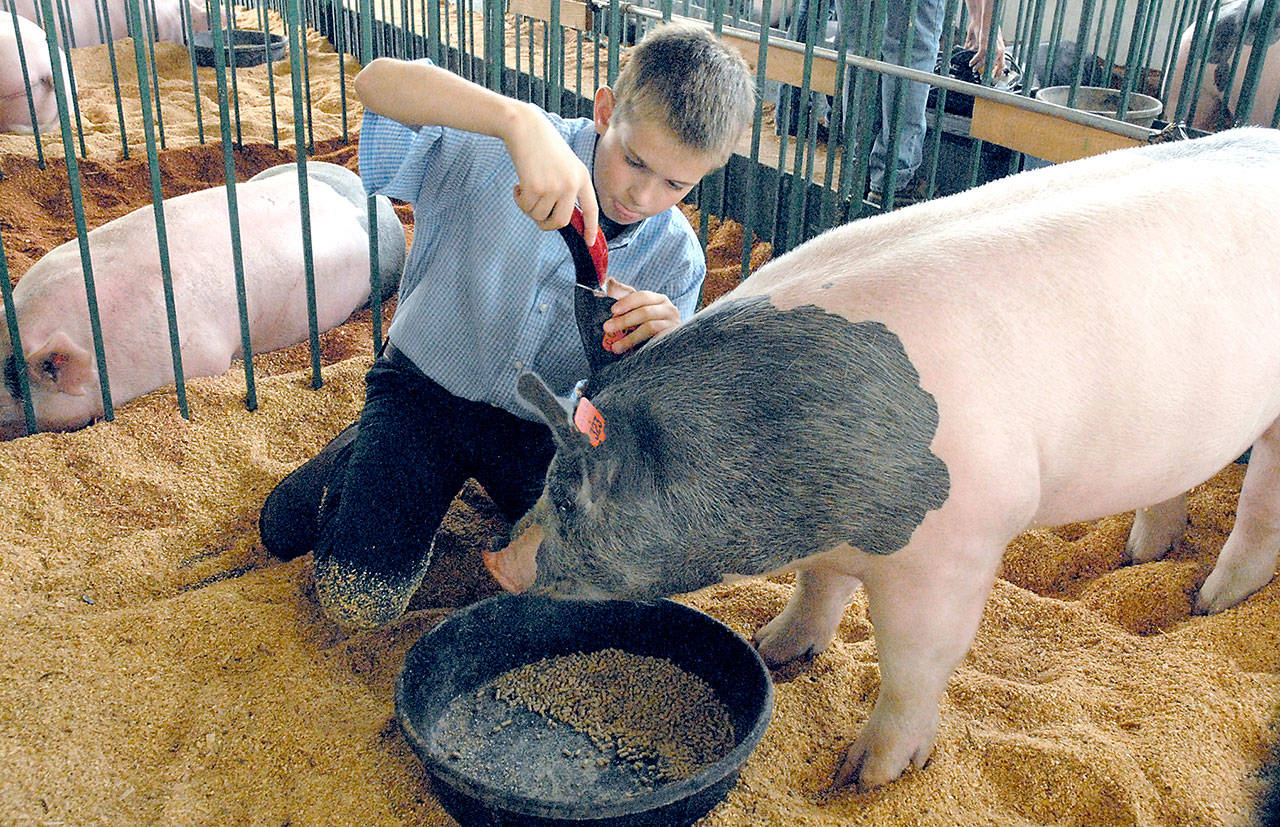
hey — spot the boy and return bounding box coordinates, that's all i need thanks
[258,22,755,629]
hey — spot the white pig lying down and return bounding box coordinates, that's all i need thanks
[0,161,406,439]
[487,127,1280,790]
[0,0,208,48]
[0,12,73,134]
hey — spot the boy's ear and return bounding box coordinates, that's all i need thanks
[593,86,615,134]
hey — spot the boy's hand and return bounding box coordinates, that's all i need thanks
[601,277,682,353]
[506,103,600,246]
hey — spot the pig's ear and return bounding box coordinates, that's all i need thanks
[25,332,94,396]
[517,371,587,451]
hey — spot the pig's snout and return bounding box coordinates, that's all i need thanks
[483,520,543,593]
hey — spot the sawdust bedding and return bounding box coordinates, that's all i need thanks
[1,16,1278,826]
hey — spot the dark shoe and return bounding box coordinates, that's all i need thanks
[259,422,359,560]
[867,176,929,210]
[313,541,435,630]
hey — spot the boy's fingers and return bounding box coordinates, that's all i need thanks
[577,186,600,247]
[546,198,576,234]
[602,276,636,301]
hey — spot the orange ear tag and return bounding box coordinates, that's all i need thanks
[573,396,606,446]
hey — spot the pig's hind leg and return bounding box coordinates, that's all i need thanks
[1196,420,1280,613]
[1125,494,1188,564]
[836,533,1006,790]
[753,562,861,666]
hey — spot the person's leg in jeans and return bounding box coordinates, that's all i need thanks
[259,421,360,561]
[311,357,472,629]
[471,412,557,526]
[868,0,946,196]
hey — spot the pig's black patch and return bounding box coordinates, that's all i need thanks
[3,353,23,402]
[584,294,949,575]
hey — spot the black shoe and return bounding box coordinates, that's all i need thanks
[259,422,359,560]
[313,541,435,630]
[867,177,929,210]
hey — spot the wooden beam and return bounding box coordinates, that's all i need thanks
[969,96,1145,163]
[508,0,591,31]
[723,32,839,98]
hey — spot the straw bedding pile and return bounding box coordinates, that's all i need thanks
[1,14,1278,827]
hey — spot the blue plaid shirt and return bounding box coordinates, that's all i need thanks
[358,92,705,420]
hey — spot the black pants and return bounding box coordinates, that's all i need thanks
[259,345,556,627]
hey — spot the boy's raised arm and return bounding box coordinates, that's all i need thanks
[355,57,599,244]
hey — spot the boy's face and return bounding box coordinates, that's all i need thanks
[591,87,720,225]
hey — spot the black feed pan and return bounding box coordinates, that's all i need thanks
[191,30,286,68]
[395,593,774,826]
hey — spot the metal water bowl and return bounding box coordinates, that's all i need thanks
[1034,85,1164,128]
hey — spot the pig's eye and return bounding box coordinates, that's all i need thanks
[555,498,574,519]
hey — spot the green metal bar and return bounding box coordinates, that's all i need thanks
[1216,0,1260,129]
[206,0,258,411]
[0,230,38,436]
[1069,0,1100,106]
[35,0,113,422]
[1042,0,1073,102]
[513,13,522,96]
[1087,0,1111,92]
[493,0,507,92]
[182,0,203,146]
[575,29,584,116]
[256,1,280,149]
[361,0,374,65]
[6,3,47,168]
[300,0,317,153]
[879,0,920,210]
[840,0,882,218]
[818,0,856,229]
[1233,0,1280,125]
[542,19,552,108]
[1159,0,1195,102]
[50,0,87,156]
[921,0,964,201]
[220,0,244,147]
[608,0,620,82]
[1136,0,1167,96]
[779,0,829,250]
[1019,0,1049,90]
[740,0,772,282]
[429,0,441,63]
[1115,0,1155,121]
[550,0,562,111]
[1101,0,1130,81]
[283,0,323,388]
[1182,0,1224,125]
[964,0,1004,193]
[123,0,189,420]
[141,0,167,151]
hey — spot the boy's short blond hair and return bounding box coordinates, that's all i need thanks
[610,22,756,166]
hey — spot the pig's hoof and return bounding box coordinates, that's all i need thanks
[313,550,430,630]
[754,614,837,668]
[834,713,938,790]
[1125,498,1187,564]
[1194,559,1275,614]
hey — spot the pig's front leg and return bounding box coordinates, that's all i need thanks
[1125,493,1188,564]
[754,562,861,666]
[1197,420,1280,613]
[836,538,1003,790]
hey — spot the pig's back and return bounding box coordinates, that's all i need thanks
[731,128,1280,524]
